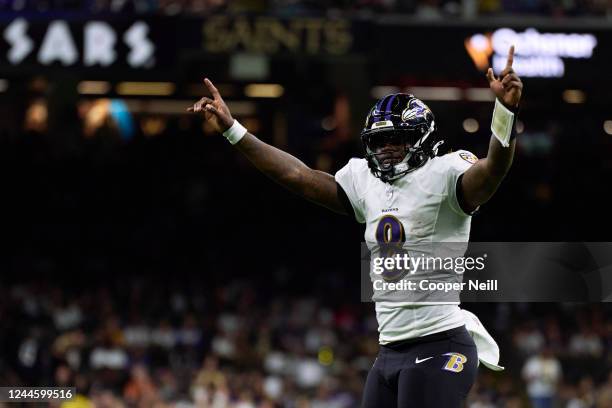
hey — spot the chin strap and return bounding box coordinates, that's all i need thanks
[431,140,444,156]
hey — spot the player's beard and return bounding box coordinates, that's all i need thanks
[376,147,408,169]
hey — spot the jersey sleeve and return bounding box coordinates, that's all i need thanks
[335,159,366,223]
[445,150,479,216]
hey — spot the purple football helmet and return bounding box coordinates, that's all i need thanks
[361,93,443,183]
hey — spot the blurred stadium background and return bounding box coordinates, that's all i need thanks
[0,0,611,407]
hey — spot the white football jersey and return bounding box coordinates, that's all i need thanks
[335,150,478,344]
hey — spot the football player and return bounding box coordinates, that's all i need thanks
[189,46,522,407]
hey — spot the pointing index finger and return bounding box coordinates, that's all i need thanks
[506,45,515,69]
[204,78,221,100]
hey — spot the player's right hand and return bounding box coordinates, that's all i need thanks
[187,78,234,133]
[486,46,522,109]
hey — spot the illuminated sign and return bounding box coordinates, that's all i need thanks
[465,28,597,78]
[3,18,155,68]
[203,16,353,55]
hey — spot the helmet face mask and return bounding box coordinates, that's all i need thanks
[361,94,442,183]
[363,130,417,152]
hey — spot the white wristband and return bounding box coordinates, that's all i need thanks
[490,98,515,148]
[222,120,247,145]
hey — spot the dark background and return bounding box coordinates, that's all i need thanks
[0,2,610,407]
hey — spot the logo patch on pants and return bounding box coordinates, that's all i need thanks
[442,353,467,373]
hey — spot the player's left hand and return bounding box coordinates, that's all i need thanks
[486,45,522,109]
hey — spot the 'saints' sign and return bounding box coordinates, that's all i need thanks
[203,16,353,55]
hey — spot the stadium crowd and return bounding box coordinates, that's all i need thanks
[1,278,611,408]
[1,0,611,17]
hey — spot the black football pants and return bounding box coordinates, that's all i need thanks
[362,326,478,408]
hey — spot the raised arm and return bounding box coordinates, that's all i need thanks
[460,46,522,213]
[188,78,348,215]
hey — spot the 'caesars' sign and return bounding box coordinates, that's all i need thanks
[3,19,155,68]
